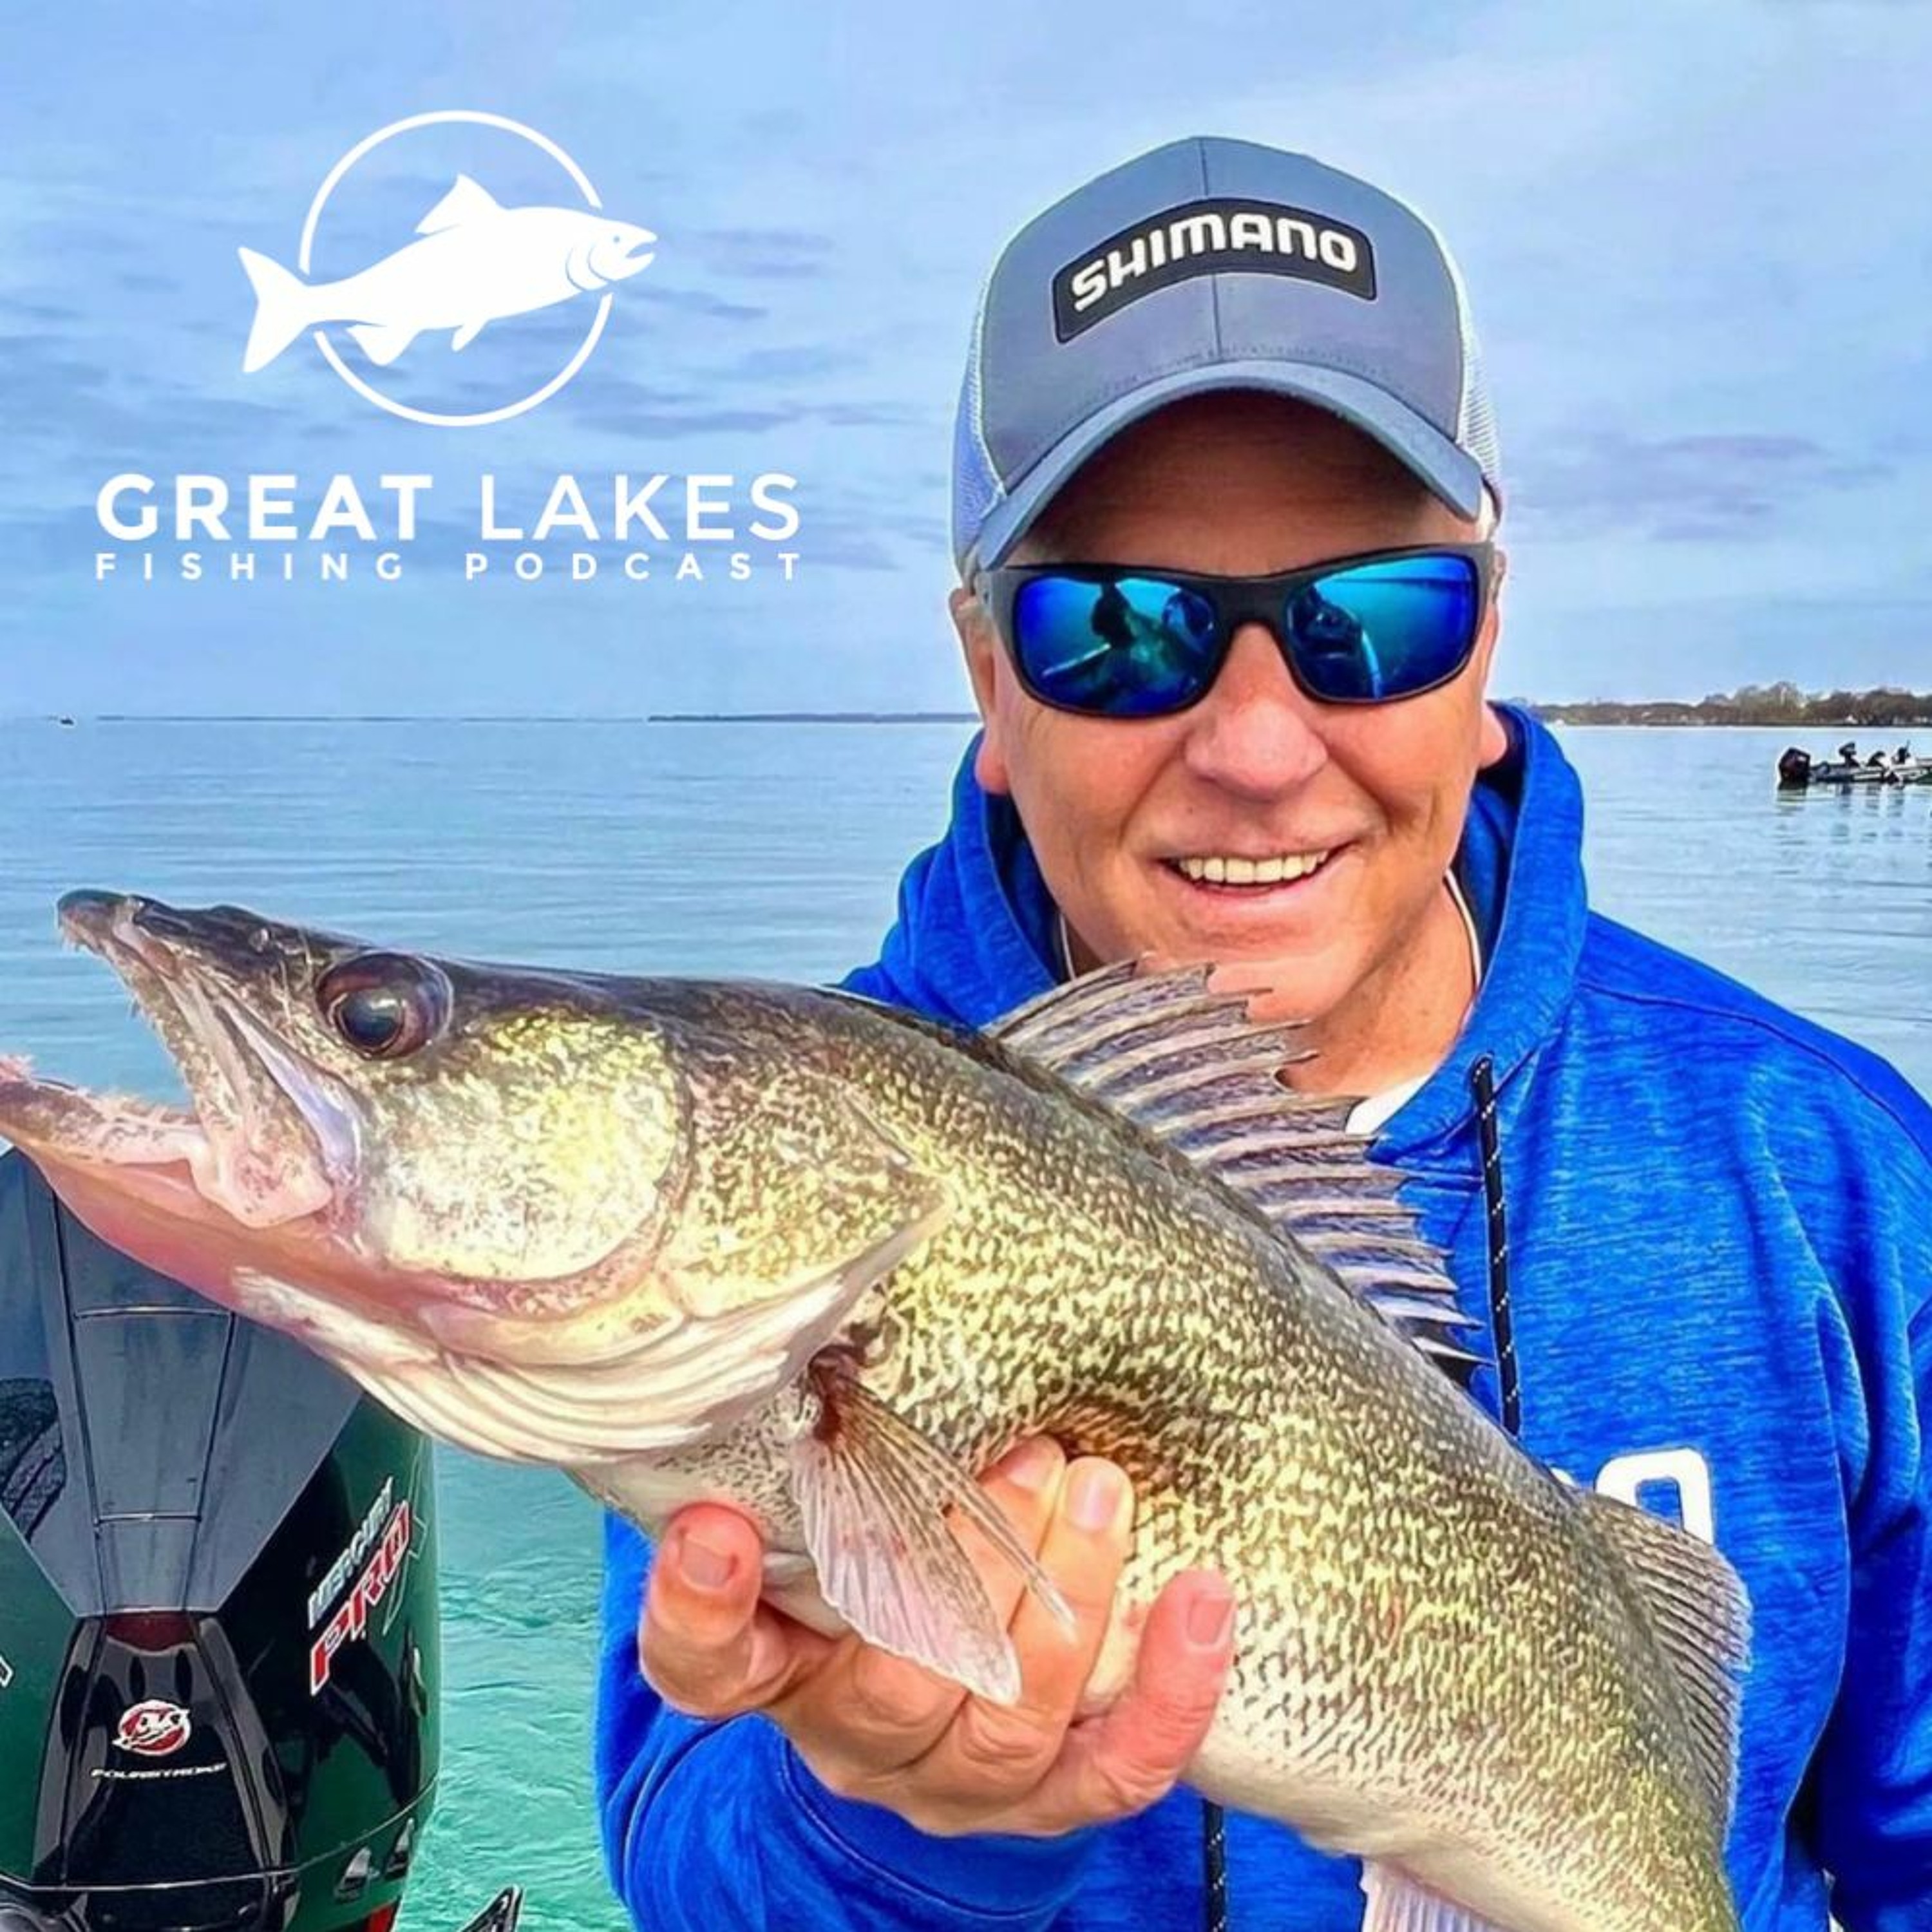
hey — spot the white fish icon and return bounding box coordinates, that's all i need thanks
[238,174,656,374]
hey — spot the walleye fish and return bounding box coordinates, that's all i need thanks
[239,173,656,374]
[0,892,1749,1932]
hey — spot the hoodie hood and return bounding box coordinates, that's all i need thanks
[1379,704,1588,1154]
[842,703,1589,1150]
[849,750,1063,1028]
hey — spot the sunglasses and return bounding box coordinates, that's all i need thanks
[977,542,1496,719]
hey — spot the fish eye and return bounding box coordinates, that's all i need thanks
[316,952,450,1061]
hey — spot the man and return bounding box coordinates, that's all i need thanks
[596,138,1932,1929]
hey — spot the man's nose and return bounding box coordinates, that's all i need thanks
[1179,624,1331,797]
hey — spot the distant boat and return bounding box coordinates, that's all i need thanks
[53,716,75,728]
[1777,744,1932,790]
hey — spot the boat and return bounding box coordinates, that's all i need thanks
[1777,745,1932,790]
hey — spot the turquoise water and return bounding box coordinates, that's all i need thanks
[1,717,1928,1927]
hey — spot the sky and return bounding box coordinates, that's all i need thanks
[2,0,1929,715]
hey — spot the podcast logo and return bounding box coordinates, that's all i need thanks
[89,111,805,587]
[238,111,657,428]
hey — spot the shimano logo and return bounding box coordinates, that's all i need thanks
[1053,198,1376,340]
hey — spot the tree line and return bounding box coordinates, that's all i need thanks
[1523,682,1932,727]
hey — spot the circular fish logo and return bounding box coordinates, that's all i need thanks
[238,110,656,428]
[114,1700,193,1757]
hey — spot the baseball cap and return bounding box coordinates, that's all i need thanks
[951,137,1502,576]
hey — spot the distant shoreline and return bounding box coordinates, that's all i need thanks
[13,706,1931,728]
[1537,714,1932,729]
[46,712,987,725]
[1516,687,1932,729]
[650,712,981,724]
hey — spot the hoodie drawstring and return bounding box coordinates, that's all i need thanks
[1470,1054,1520,1437]
[1198,1057,1519,1931]
[1201,1798,1228,1932]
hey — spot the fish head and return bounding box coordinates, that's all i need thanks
[565,214,657,292]
[0,893,945,1471]
[0,891,687,1371]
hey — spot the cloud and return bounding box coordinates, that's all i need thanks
[1510,430,1893,540]
[684,226,838,281]
[797,531,900,571]
[624,284,768,324]
[0,330,111,393]
[810,399,931,429]
[788,484,948,574]
[721,343,867,381]
[3,297,82,325]
[553,375,804,435]
[549,370,932,438]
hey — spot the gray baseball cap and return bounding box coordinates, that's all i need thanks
[951,137,1501,575]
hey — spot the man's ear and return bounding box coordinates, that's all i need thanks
[950,583,1013,795]
[1474,547,1510,768]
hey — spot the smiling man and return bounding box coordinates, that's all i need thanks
[596,139,1932,1931]
[961,391,1500,1106]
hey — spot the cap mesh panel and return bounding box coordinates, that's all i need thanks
[1459,325,1502,489]
[951,275,1005,569]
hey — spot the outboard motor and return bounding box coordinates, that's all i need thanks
[0,1150,520,1932]
[1776,746,1813,790]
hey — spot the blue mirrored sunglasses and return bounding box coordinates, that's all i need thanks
[976,543,1496,719]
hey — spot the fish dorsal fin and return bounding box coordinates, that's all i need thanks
[1578,1490,1752,1830]
[416,173,504,235]
[988,962,1482,1385]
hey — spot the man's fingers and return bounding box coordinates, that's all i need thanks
[1006,1456,1132,1680]
[954,1434,1068,1624]
[640,1507,815,1718]
[1019,1567,1235,1833]
[907,1456,1135,1804]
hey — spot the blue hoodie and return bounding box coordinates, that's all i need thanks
[594,708,1932,1931]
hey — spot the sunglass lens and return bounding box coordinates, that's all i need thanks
[1285,553,1481,702]
[1013,575,1221,717]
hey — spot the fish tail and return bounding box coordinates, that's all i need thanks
[1580,1488,1752,1832]
[238,247,310,374]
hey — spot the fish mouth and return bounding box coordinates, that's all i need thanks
[0,891,354,1232]
[577,230,657,289]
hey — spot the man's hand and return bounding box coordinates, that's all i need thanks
[638,1437,1236,1837]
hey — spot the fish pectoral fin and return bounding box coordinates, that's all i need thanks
[451,318,488,351]
[1578,1488,1752,1830]
[347,321,419,368]
[416,172,505,235]
[1359,1864,1513,1932]
[788,1365,1072,1706]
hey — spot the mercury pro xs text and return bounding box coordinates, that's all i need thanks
[0,1149,520,1932]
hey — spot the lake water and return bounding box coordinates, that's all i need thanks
[0,717,1927,1927]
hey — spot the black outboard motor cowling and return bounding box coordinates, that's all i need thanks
[0,1151,520,1932]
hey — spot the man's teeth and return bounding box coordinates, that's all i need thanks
[1174,851,1331,886]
